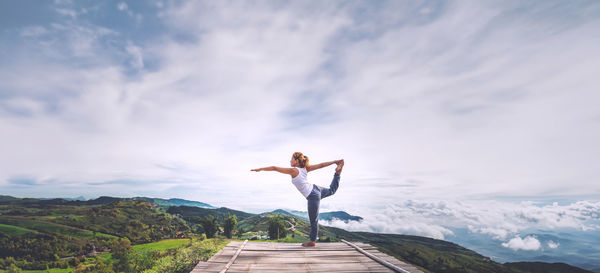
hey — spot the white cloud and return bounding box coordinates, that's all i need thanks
[20,26,48,37]
[547,240,560,249]
[322,200,600,240]
[117,2,128,11]
[469,226,510,241]
[1,1,600,210]
[323,204,454,240]
[126,44,144,70]
[55,8,78,18]
[116,2,141,23]
[502,236,541,251]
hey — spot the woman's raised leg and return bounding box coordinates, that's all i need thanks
[321,160,343,199]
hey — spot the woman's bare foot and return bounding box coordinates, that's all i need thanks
[335,159,344,174]
[302,241,316,247]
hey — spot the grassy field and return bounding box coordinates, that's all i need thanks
[3,239,223,272]
[0,223,38,236]
[0,216,117,239]
[98,238,194,262]
[95,238,229,273]
[0,269,72,273]
[132,238,191,252]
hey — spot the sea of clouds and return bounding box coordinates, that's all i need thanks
[323,199,600,252]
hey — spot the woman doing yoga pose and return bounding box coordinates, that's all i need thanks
[251,152,344,247]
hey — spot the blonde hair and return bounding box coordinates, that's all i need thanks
[292,152,309,169]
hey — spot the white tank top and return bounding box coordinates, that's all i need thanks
[291,167,313,198]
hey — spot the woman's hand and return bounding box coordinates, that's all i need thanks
[250,168,261,172]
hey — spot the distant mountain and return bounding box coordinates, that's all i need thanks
[320,211,363,222]
[0,195,18,200]
[79,196,123,205]
[285,209,362,222]
[504,262,594,273]
[38,196,86,201]
[270,209,300,217]
[0,195,214,208]
[0,196,57,205]
[63,196,86,201]
[167,206,255,223]
[288,209,308,218]
[132,197,215,209]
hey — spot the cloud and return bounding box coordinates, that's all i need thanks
[126,44,144,70]
[547,240,560,249]
[323,204,454,240]
[117,2,128,11]
[323,200,600,240]
[502,236,541,251]
[55,8,78,18]
[116,2,142,23]
[0,1,600,211]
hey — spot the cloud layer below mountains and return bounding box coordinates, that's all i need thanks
[323,199,600,251]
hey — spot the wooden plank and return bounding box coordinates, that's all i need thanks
[191,241,422,273]
[241,245,353,250]
[190,261,227,273]
[227,262,393,273]
[342,240,417,273]
[219,239,248,273]
[361,249,423,272]
[236,250,368,257]
[233,256,385,265]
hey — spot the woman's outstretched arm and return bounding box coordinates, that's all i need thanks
[251,166,298,177]
[306,159,342,172]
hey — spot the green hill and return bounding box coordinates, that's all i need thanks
[0,195,214,209]
[133,197,214,208]
[0,200,190,268]
[166,205,255,224]
[270,209,298,217]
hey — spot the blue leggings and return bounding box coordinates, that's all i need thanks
[306,173,340,241]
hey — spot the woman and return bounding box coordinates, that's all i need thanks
[251,152,344,247]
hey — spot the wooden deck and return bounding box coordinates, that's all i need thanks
[191,240,423,273]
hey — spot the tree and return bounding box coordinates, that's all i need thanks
[223,214,238,239]
[237,227,245,238]
[267,215,287,240]
[73,258,115,273]
[200,216,219,238]
[130,251,154,272]
[7,263,22,273]
[110,238,133,273]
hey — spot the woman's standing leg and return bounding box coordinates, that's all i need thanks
[304,185,321,247]
[307,195,320,242]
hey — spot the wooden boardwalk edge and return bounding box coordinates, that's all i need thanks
[341,239,410,273]
[219,239,248,273]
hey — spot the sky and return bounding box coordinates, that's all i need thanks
[1,0,600,252]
